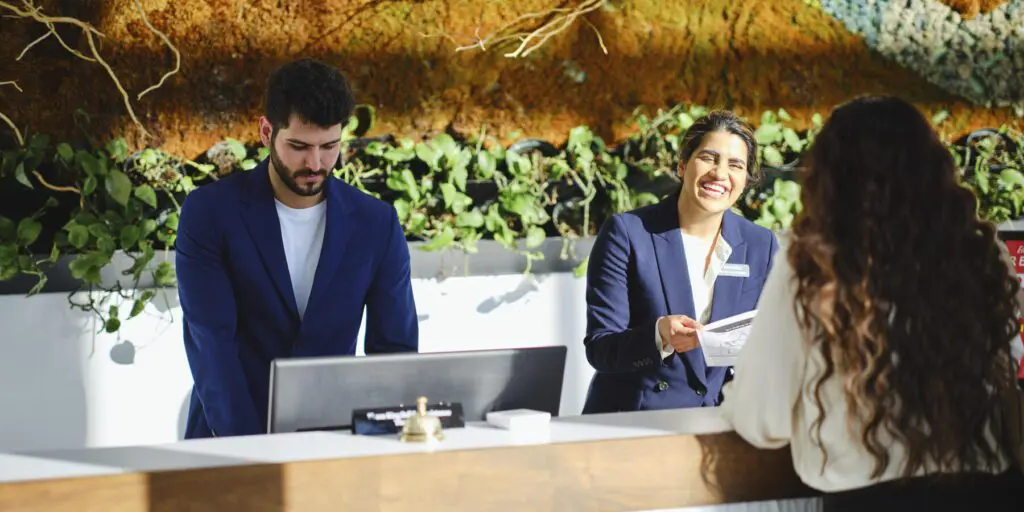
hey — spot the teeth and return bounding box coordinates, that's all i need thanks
[701,183,727,195]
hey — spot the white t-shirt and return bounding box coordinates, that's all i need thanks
[275,200,327,319]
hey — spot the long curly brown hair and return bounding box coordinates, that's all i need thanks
[788,95,1021,478]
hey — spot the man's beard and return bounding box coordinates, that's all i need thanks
[270,146,327,197]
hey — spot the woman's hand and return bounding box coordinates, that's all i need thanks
[658,315,704,353]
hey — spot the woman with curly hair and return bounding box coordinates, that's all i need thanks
[720,95,1023,509]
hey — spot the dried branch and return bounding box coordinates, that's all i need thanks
[1,0,183,140]
[449,0,607,59]
[132,0,180,100]
[32,170,81,195]
[0,80,24,146]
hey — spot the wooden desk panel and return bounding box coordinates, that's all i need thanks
[0,432,816,512]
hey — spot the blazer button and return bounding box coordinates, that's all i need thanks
[695,385,706,397]
[656,380,670,391]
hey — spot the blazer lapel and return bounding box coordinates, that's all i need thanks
[709,210,748,324]
[649,197,709,384]
[304,177,355,310]
[240,160,299,321]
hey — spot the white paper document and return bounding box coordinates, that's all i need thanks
[698,310,757,367]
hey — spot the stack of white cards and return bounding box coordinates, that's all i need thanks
[698,310,757,367]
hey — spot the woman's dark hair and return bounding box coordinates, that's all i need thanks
[678,110,763,186]
[264,58,355,133]
[788,95,1020,478]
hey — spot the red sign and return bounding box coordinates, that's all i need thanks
[1004,239,1024,379]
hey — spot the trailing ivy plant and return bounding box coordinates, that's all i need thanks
[0,104,1022,340]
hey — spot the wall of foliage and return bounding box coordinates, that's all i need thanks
[0,0,1021,336]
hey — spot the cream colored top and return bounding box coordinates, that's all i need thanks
[720,235,1021,493]
[656,231,732,357]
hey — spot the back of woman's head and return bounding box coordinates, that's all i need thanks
[788,95,1020,478]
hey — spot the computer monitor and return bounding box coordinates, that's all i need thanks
[267,346,568,434]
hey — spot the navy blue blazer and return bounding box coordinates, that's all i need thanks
[582,194,778,414]
[175,159,418,438]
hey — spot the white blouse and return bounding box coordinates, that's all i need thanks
[720,235,1021,493]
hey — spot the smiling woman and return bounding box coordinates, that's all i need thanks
[580,110,778,416]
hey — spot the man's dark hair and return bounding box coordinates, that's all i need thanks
[264,58,355,132]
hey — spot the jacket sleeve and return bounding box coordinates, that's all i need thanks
[583,214,662,373]
[176,189,263,436]
[363,206,419,354]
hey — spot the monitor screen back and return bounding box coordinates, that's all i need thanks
[267,346,568,434]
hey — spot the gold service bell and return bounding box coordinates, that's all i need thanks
[400,396,444,442]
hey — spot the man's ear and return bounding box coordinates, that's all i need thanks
[258,117,273,147]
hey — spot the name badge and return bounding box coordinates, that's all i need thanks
[720,263,750,278]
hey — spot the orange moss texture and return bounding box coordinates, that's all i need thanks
[939,0,1012,18]
[0,0,1020,157]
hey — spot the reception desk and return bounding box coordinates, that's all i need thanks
[0,408,820,511]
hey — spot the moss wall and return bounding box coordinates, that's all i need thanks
[0,0,1021,157]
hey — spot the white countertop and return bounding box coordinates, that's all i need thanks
[0,408,731,485]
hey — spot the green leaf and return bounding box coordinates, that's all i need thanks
[140,219,158,237]
[134,185,158,208]
[105,169,133,206]
[420,226,455,252]
[573,258,589,278]
[67,224,89,248]
[153,261,176,287]
[28,133,49,150]
[120,225,140,249]
[451,164,468,192]
[81,175,97,196]
[97,235,116,255]
[415,142,440,169]
[105,138,129,161]
[771,198,793,219]
[88,223,109,238]
[762,146,784,167]
[440,183,456,208]
[451,192,473,215]
[755,124,782,146]
[16,218,42,245]
[104,317,121,334]
[76,151,102,177]
[456,210,484,228]
[525,226,547,248]
[0,217,15,241]
[781,128,803,152]
[476,151,497,179]
[224,138,247,160]
[401,169,420,202]
[165,213,179,231]
[384,147,415,162]
[57,143,74,162]
[393,199,411,223]
[999,169,1024,187]
[14,163,32,189]
[240,159,257,171]
[129,290,155,318]
[0,243,17,264]
[776,108,792,122]
[931,110,950,126]
[775,179,801,200]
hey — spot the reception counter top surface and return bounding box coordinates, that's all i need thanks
[0,408,733,485]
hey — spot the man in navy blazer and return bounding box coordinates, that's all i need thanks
[582,111,778,414]
[176,59,418,438]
